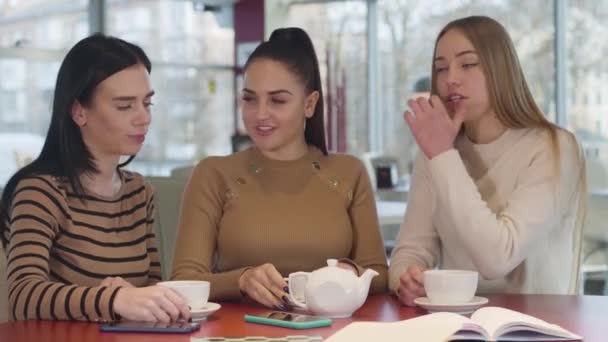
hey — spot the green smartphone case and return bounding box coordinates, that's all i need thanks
[244,314,332,329]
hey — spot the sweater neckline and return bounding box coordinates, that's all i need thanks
[249,145,323,170]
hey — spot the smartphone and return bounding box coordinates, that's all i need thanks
[244,311,332,329]
[100,320,201,334]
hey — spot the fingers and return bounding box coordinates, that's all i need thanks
[429,95,446,112]
[397,284,417,306]
[409,265,425,284]
[257,267,288,308]
[100,277,113,287]
[403,110,416,131]
[148,300,171,323]
[408,99,423,118]
[241,264,289,310]
[398,266,426,307]
[417,97,434,114]
[264,265,289,300]
[250,278,283,309]
[154,290,181,322]
[101,276,133,289]
[163,287,191,321]
[116,277,134,288]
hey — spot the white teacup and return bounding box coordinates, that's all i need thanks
[158,280,210,310]
[424,270,478,304]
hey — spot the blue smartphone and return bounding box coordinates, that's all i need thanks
[100,320,200,334]
[244,311,332,329]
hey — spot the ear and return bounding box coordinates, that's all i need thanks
[71,100,87,127]
[304,91,320,118]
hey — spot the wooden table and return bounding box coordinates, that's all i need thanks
[1,294,606,341]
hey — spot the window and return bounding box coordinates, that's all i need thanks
[0,0,86,185]
[107,0,235,175]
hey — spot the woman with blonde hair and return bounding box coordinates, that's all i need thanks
[389,15,586,306]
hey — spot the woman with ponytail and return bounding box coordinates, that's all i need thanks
[1,34,189,322]
[171,27,388,309]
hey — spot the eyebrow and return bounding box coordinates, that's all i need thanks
[112,90,155,101]
[243,88,293,96]
[434,50,478,62]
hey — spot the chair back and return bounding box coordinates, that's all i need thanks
[147,176,188,280]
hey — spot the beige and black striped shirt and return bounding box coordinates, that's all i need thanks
[5,171,160,321]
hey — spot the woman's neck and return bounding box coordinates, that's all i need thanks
[80,152,122,198]
[464,111,507,144]
[259,139,309,161]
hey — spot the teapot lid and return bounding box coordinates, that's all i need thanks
[327,259,338,267]
[314,258,354,278]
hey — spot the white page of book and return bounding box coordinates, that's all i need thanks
[326,312,471,342]
[470,307,580,340]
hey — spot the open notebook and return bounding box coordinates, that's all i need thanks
[326,307,582,342]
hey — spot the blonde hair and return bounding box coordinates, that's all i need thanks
[431,16,558,142]
[431,16,587,292]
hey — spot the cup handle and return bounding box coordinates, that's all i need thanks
[288,272,309,309]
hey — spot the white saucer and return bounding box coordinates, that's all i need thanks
[414,296,488,314]
[190,302,221,321]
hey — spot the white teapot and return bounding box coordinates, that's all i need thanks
[288,259,379,318]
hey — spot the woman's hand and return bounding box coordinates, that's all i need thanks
[113,286,191,322]
[101,276,134,289]
[397,265,427,306]
[239,263,290,310]
[404,95,465,159]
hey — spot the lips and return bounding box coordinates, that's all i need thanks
[128,134,146,144]
[444,93,467,103]
[255,125,276,137]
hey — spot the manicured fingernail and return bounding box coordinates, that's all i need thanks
[282,295,289,303]
[283,286,289,293]
[280,304,290,311]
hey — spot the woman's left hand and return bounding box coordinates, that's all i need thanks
[403,95,465,159]
[101,276,134,288]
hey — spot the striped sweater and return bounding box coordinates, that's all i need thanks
[4,171,161,321]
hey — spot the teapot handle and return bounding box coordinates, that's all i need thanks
[288,272,309,309]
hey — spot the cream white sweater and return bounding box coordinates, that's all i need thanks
[389,127,585,295]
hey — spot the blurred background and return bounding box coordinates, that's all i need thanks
[0,0,606,295]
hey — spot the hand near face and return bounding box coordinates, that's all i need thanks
[404,95,465,159]
[397,265,427,306]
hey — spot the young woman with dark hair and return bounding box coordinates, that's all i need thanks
[171,27,388,309]
[0,34,189,322]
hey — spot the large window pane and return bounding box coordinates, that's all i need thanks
[0,0,88,49]
[567,0,608,295]
[107,0,236,175]
[0,0,87,185]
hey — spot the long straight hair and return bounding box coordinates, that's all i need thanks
[432,16,587,291]
[244,27,328,155]
[431,16,559,152]
[0,33,151,248]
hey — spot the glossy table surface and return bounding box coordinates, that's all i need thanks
[1,294,606,341]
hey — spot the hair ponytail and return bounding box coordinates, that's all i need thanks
[244,27,328,155]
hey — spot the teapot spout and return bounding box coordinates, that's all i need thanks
[357,269,379,304]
